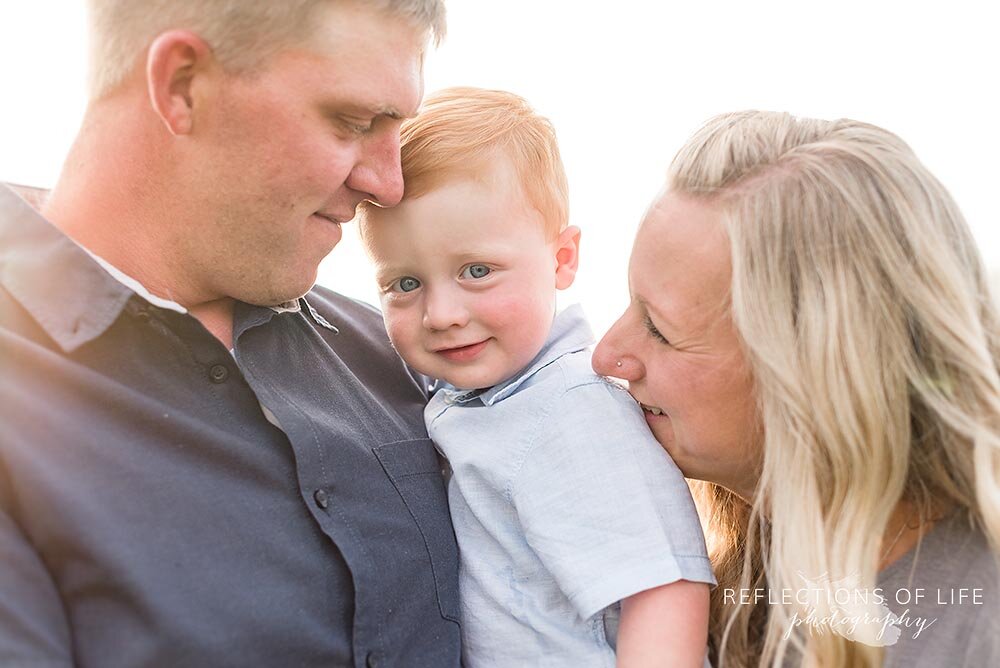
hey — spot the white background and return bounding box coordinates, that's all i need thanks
[1,1,997,336]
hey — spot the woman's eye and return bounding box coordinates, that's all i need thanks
[461,264,492,280]
[642,314,670,345]
[392,276,421,293]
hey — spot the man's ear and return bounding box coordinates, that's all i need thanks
[146,30,214,135]
[553,225,581,290]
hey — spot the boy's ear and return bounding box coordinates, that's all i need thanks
[146,30,214,136]
[553,225,581,290]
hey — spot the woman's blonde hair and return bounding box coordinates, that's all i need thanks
[85,0,446,99]
[668,111,1000,667]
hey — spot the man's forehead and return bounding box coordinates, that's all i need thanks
[298,41,425,119]
[305,1,430,61]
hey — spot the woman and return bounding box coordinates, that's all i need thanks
[593,111,1000,667]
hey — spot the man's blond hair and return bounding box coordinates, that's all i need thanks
[86,0,446,99]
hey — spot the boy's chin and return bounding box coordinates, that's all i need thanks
[440,367,512,392]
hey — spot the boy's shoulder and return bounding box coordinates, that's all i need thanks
[530,348,642,422]
[511,345,602,397]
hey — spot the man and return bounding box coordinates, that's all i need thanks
[0,1,460,666]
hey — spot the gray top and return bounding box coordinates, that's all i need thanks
[427,305,715,667]
[0,184,461,667]
[878,510,999,667]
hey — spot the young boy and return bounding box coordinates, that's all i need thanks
[359,87,714,667]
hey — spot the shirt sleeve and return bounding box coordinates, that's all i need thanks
[511,378,715,620]
[0,501,73,665]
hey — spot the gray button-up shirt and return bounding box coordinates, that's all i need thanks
[0,185,461,667]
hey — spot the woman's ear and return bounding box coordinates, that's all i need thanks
[146,30,214,136]
[553,225,581,290]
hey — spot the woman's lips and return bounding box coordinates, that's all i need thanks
[638,401,668,423]
[435,339,489,363]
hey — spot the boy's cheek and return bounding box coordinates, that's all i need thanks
[382,308,420,360]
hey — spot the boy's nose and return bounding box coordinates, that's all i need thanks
[422,289,470,331]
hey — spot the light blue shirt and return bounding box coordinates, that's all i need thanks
[426,305,715,667]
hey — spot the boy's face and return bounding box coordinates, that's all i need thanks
[366,160,573,390]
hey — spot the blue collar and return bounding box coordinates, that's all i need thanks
[439,304,594,407]
[0,185,339,352]
[0,185,134,352]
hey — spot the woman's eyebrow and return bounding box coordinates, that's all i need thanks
[635,295,679,331]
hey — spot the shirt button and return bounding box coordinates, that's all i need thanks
[313,488,329,510]
[208,364,229,384]
[134,308,151,323]
[365,652,379,668]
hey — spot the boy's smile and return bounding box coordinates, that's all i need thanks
[434,339,491,363]
[364,156,579,390]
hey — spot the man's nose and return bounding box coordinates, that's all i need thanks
[347,129,405,208]
[423,287,470,331]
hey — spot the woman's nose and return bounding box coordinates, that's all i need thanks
[593,315,639,380]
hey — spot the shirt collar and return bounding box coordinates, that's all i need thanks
[81,247,187,314]
[439,303,594,407]
[0,184,329,352]
[78,238,307,318]
[0,184,135,353]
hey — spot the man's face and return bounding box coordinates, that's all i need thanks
[365,160,561,390]
[185,3,425,305]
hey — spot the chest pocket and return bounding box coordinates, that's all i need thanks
[373,438,460,622]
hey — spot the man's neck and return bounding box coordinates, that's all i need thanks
[188,299,236,349]
[26,162,234,350]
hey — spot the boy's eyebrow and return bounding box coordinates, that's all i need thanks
[372,260,414,280]
[372,265,401,280]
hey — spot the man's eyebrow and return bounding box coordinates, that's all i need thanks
[335,102,410,121]
[375,106,406,120]
[365,104,413,120]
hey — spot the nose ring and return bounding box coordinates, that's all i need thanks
[616,360,623,368]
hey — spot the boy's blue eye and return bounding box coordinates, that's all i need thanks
[461,264,492,280]
[393,276,421,293]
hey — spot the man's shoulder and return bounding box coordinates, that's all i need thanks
[305,284,382,328]
[0,273,52,348]
[303,285,391,349]
[303,285,430,395]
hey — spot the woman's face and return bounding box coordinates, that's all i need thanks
[593,191,761,497]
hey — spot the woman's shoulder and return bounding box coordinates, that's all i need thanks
[878,510,999,667]
[879,510,997,589]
